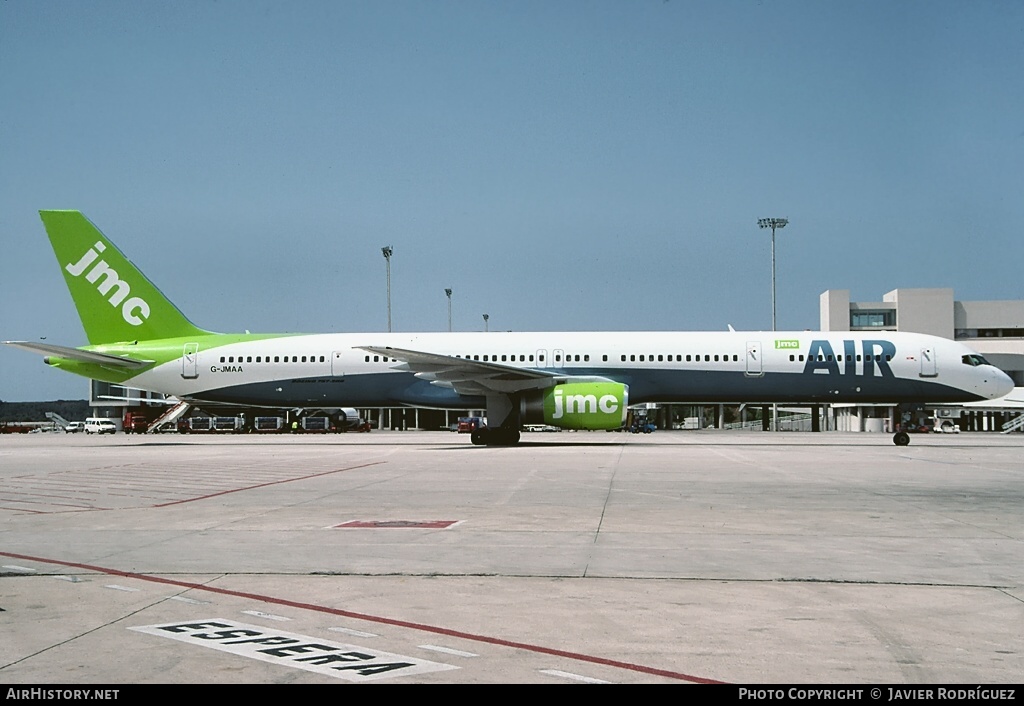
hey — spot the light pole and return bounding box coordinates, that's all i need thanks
[757,217,788,432]
[756,218,787,331]
[381,245,393,332]
[482,313,489,332]
[445,288,452,332]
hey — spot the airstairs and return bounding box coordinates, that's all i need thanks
[147,400,192,433]
[45,412,71,430]
[1002,414,1024,434]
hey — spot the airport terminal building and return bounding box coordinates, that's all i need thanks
[821,288,1023,433]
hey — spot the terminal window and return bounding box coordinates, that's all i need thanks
[851,310,895,328]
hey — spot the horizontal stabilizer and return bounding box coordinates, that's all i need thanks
[3,341,152,369]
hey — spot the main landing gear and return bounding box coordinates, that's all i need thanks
[470,427,521,446]
[892,403,919,446]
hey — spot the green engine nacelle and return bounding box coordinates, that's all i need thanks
[521,382,629,430]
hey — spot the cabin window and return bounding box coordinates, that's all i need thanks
[220,357,225,363]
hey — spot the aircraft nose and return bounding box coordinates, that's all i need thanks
[987,368,1015,399]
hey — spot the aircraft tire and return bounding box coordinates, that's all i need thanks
[893,431,910,446]
[471,428,521,446]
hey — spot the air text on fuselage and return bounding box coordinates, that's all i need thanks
[803,339,896,378]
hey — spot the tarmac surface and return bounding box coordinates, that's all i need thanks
[1,429,1022,684]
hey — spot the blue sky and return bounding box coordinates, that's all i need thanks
[2,0,1022,401]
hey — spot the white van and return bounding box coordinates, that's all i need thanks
[84,418,118,434]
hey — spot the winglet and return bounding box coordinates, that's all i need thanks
[39,211,211,344]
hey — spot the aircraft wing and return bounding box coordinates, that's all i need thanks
[359,345,567,396]
[3,341,153,369]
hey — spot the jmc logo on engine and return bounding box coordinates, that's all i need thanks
[543,382,627,430]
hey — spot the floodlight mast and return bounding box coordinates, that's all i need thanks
[381,246,393,332]
[445,288,453,332]
[757,218,788,331]
[757,218,788,434]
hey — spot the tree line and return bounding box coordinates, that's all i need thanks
[0,400,91,423]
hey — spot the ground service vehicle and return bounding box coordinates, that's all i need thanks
[84,418,117,434]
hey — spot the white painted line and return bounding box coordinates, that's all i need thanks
[2,565,36,573]
[242,610,291,622]
[540,669,611,684]
[130,619,459,682]
[419,644,478,658]
[53,575,82,583]
[104,584,140,592]
[169,595,208,605]
[329,626,379,638]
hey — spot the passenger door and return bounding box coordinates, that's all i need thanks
[920,347,937,377]
[745,341,763,377]
[181,343,199,379]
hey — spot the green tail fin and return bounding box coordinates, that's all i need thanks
[40,210,211,344]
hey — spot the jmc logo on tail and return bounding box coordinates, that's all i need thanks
[66,241,151,326]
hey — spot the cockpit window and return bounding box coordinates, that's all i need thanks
[961,354,990,367]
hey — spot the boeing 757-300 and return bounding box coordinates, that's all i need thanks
[4,211,1014,446]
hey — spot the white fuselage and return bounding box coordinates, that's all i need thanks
[124,330,1013,409]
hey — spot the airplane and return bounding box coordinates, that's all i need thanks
[4,210,1014,447]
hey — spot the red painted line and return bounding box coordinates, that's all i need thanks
[152,461,387,507]
[336,520,458,529]
[0,549,724,684]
